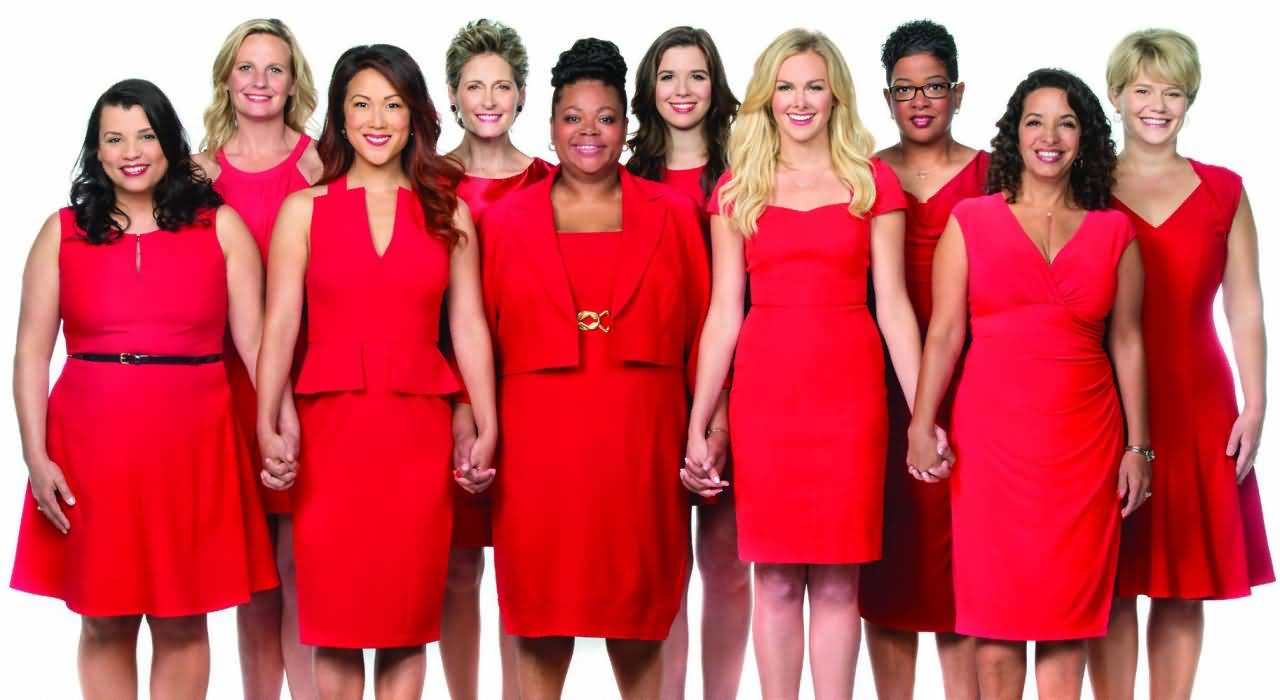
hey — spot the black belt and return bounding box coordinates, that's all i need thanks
[69,352,223,365]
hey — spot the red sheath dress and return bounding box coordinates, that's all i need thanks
[11,208,277,616]
[860,152,988,632]
[291,177,459,647]
[213,133,313,514]
[949,194,1134,640]
[711,160,906,564]
[1114,159,1274,599]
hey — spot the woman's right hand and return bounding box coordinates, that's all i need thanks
[27,456,75,534]
[907,423,954,482]
[259,429,298,491]
[682,432,729,498]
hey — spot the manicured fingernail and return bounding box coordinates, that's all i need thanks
[66,497,76,505]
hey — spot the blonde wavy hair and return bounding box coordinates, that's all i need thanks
[720,29,876,236]
[201,18,317,154]
[1106,28,1200,104]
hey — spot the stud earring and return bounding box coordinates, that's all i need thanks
[450,105,458,112]
[516,104,523,113]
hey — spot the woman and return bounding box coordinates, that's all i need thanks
[859,19,983,700]
[10,78,277,698]
[193,18,322,700]
[256,44,497,700]
[482,37,709,700]
[1087,29,1274,700]
[440,19,551,700]
[685,29,923,700]
[907,68,1150,700]
[626,25,748,700]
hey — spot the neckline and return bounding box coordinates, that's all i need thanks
[216,133,310,178]
[464,156,540,182]
[339,176,411,260]
[1110,159,1204,230]
[903,151,984,205]
[1001,198,1092,267]
[766,200,851,214]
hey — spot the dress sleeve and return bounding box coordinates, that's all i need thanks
[1195,161,1244,236]
[869,158,908,217]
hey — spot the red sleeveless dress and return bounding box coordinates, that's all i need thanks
[860,152,988,632]
[1114,160,1274,599]
[450,157,553,548]
[291,177,459,647]
[213,134,313,514]
[710,160,906,564]
[10,208,277,616]
[949,194,1134,640]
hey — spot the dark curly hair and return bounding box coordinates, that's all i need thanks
[987,68,1116,210]
[880,19,958,84]
[70,79,222,245]
[318,44,465,246]
[626,27,739,198]
[550,38,627,110]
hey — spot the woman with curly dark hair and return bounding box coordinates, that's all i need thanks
[906,68,1151,699]
[256,44,497,699]
[481,37,709,699]
[626,25,749,700]
[10,78,279,697]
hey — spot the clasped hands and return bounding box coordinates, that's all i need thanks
[681,430,731,498]
[906,424,957,482]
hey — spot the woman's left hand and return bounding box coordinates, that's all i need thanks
[1227,410,1263,483]
[1117,450,1152,518]
[454,428,497,494]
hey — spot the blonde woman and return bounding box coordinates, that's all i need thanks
[192,18,321,700]
[1087,29,1274,700]
[684,29,928,699]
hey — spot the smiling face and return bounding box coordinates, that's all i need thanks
[97,104,168,197]
[451,52,523,140]
[770,51,833,147]
[654,45,712,131]
[1017,87,1080,183]
[551,79,626,180]
[225,32,295,122]
[885,52,962,146]
[1112,65,1188,148]
[343,68,411,168]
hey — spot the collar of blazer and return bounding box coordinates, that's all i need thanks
[514,165,669,321]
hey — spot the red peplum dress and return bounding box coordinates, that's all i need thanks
[290,177,459,647]
[11,208,277,616]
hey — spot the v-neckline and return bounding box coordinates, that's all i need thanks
[903,152,983,205]
[1002,199,1092,268]
[350,184,407,260]
[1110,161,1204,230]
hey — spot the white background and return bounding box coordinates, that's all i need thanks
[1,0,1276,697]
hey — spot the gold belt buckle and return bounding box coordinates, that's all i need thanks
[577,309,612,333]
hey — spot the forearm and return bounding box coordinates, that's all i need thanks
[1109,328,1150,445]
[1226,301,1267,416]
[13,352,51,465]
[877,294,923,404]
[450,316,497,436]
[256,316,299,434]
[908,324,964,434]
[688,308,741,436]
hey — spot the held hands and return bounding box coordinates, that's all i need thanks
[1226,409,1263,483]
[906,424,957,482]
[28,456,75,534]
[259,416,299,491]
[1117,450,1153,518]
[681,429,730,498]
[452,403,496,494]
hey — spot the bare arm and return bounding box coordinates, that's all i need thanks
[1109,240,1151,516]
[869,209,921,403]
[687,213,745,439]
[218,206,264,385]
[1222,188,1267,481]
[447,202,498,492]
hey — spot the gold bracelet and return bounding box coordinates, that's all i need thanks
[706,426,729,438]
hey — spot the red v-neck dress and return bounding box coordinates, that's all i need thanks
[949,194,1134,640]
[11,208,277,616]
[450,157,553,548]
[214,134,313,514]
[1114,159,1274,599]
[291,177,459,647]
[710,160,907,563]
[861,151,988,632]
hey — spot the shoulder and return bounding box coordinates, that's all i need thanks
[297,138,324,185]
[192,151,220,182]
[278,184,326,221]
[951,192,1002,219]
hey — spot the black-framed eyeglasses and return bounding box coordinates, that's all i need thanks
[889,82,957,101]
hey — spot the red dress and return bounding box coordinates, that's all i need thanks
[10,208,277,616]
[1114,160,1274,599]
[450,157,553,549]
[710,160,906,563]
[482,168,708,639]
[661,165,708,213]
[291,177,459,647]
[213,133,313,514]
[949,194,1134,640]
[860,152,988,632]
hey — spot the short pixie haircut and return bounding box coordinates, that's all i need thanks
[445,19,530,90]
[880,19,958,85]
[1106,29,1200,103]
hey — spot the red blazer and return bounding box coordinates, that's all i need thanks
[481,166,710,385]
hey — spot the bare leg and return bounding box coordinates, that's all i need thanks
[695,499,751,700]
[1147,598,1203,700]
[440,546,485,700]
[976,638,1026,700]
[314,647,364,700]
[1034,639,1087,700]
[79,615,142,700]
[935,631,979,700]
[865,622,917,700]
[516,636,574,700]
[372,646,426,700]
[1086,595,1137,700]
[752,564,806,700]
[238,515,285,700]
[146,614,210,700]
[499,628,522,700]
[607,638,664,700]
[807,564,859,700]
[659,551,692,700]
[276,515,318,700]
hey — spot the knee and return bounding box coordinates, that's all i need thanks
[754,565,805,605]
[147,614,208,645]
[807,568,858,607]
[1152,598,1203,620]
[81,615,142,644]
[446,548,485,592]
[695,534,749,592]
[517,635,574,664]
